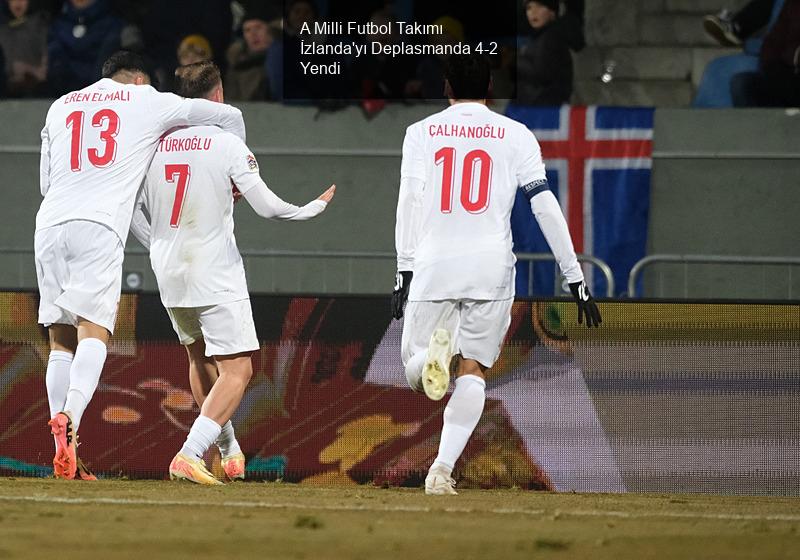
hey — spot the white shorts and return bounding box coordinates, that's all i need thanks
[401,298,513,370]
[34,220,124,333]
[166,299,259,357]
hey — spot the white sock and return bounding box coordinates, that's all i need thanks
[404,351,427,391]
[181,415,222,461]
[46,350,73,451]
[46,351,73,416]
[216,420,241,458]
[63,338,107,430]
[431,374,486,474]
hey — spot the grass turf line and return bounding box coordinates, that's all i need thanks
[0,478,798,559]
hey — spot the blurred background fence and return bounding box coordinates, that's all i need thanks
[0,103,798,299]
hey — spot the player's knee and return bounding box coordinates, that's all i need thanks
[186,339,206,359]
[216,354,253,385]
[400,346,413,369]
[405,372,424,392]
[48,324,78,353]
[76,318,111,345]
[403,350,426,392]
[404,364,424,392]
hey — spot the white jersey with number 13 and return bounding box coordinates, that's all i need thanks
[36,78,245,243]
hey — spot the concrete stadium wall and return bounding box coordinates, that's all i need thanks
[648,109,800,299]
[0,101,798,298]
[0,101,440,295]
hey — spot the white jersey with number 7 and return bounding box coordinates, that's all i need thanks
[398,102,582,302]
[36,78,246,243]
[142,126,259,308]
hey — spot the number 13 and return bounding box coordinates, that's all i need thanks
[66,109,119,171]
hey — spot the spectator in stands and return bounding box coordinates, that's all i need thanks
[561,0,585,52]
[704,0,776,46]
[285,0,315,36]
[265,0,315,100]
[177,34,212,67]
[731,0,800,106]
[352,8,417,101]
[225,8,277,101]
[517,0,573,105]
[47,0,124,95]
[694,0,785,107]
[31,0,60,18]
[271,0,347,102]
[0,0,48,96]
[139,0,232,89]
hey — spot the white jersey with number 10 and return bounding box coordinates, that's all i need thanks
[400,102,549,301]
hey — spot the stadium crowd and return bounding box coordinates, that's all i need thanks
[1,0,797,106]
[0,0,585,105]
[696,0,800,107]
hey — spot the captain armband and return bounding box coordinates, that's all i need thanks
[520,178,550,200]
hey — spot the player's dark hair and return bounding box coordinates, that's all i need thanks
[174,61,222,99]
[101,50,149,79]
[444,53,491,100]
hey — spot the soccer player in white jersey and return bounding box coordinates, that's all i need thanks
[35,51,247,480]
[131,61,335,485]
[392,54,602,495]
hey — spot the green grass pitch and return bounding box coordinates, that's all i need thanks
[0,478,798,559]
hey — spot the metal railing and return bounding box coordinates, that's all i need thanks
[0,247,615,297]
[516,252,614,297]
[627,254,800,298]
[652,150,800,160]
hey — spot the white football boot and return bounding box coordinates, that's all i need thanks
[422,329,452,401]
[425,465,458,495]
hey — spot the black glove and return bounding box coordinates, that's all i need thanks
[391,271,413,319]
[568,280,602,328]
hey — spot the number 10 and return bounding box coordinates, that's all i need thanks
[435,147,492,214]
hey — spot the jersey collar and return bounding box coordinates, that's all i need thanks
[445,101,490,112]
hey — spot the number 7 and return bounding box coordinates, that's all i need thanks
[165,164,191,228]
